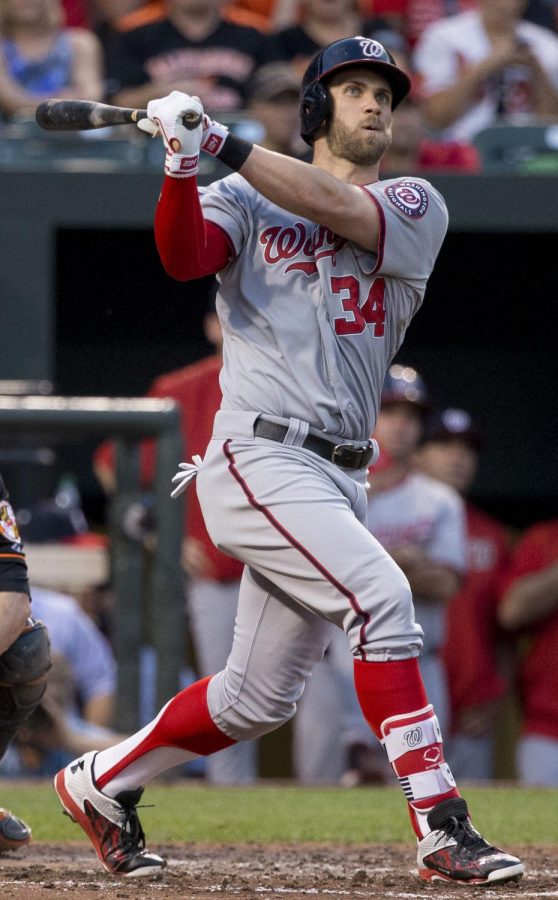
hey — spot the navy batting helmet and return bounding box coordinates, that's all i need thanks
[381,364,429,409]
[300,36,411,145]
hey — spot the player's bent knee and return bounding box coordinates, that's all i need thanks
[209,668,299,742]
[346,566,418,657]
[0,619,51,758]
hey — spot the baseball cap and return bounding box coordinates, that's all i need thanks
[422,408,481,450]
[247,64,300,104]
[381,364,429,409]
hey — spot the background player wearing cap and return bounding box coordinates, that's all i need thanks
[0,473,51,850]
[54,37,523,884]
[415,409,511,781]
[246,62,309,159]
[368,367,467,735]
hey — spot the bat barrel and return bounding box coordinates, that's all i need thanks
[35,98,202,132]
[35,99,143,131]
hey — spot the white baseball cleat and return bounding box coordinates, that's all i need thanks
[54,750,166,877]
[417,797,524,885]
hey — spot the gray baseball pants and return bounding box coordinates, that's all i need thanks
[196,411,424,744]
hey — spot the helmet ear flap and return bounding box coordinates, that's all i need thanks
[300,80,332,145]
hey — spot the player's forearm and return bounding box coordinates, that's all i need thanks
[155,176,231,280]
[531,69,558,116]
[83,693,114,728]
[0,592,31,654]
[111,82,164,110]
[422,61,496,129]
[498,562,558,629]
[239,145,380,250]
[399,561,461,603]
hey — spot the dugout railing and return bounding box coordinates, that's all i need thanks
[0,395,184,732]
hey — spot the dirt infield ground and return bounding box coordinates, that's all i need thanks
[0,843,553,899]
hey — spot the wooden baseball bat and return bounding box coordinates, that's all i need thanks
[35,99,203,132]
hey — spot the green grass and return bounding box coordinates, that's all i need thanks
[2,782,555,844]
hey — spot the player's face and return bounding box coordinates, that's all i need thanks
[326,68,393,166]
[374,403,423,463]
[415,440,478,495]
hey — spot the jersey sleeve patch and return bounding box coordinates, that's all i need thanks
[385,180,429,219]
[0,500,22,546]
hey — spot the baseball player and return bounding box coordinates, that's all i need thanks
[53,37,523,884]
[0,472,51,850]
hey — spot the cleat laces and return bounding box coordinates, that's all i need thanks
[441,815,497,857]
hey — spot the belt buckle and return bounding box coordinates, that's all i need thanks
[332,440,374,469]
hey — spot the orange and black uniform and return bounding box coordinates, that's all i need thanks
[0,473,29,595]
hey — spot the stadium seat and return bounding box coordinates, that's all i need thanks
[473,123,558,174]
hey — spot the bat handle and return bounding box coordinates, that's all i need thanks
[133,109,203,131]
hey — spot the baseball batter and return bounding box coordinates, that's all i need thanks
[54,37,523,885]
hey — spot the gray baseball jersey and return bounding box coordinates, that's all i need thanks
[201,175,448,440]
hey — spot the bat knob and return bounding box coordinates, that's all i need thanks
[182,111,203,131]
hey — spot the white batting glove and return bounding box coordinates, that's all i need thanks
[200,114,230,157]
[138,91,204,178]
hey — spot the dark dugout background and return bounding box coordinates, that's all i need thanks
[53,227,558,531]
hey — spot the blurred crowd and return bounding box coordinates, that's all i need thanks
[1,0,558,172]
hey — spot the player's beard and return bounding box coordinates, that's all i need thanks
[326,119,392,166]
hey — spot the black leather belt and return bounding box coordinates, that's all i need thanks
[254,419,376,470]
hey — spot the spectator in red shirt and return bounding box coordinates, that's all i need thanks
[94,295,258,784]
[414,408,511,780]
[366,0,476,48]
[498,511,558,786]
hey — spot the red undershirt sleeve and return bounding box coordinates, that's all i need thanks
[154,176,234,281]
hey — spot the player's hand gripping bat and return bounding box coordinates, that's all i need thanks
[35,98,203,132]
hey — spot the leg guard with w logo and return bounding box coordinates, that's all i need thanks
[381,705,459,838]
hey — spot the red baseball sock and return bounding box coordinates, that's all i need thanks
[355,658,460,838]
[95,676,234,791]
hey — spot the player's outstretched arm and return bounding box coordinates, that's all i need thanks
[233,144,381,252]
[139,92,233,281]
[141,92,382,255]
[202,116,381,253]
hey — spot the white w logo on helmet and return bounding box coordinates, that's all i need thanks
[358,39,385,58]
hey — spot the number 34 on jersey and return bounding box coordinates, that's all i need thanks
[331,275,385,337]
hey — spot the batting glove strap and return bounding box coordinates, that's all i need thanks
[201,117,230,156]
[164,151,199,178]
[201,117,253,171]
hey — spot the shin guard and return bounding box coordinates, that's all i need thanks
[380,705,460,837]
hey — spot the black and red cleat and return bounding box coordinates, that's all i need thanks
[0,808,31,852]
[417,798,523,885]
[54,751,165,877]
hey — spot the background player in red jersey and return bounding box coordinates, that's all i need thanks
[497,497,558,786]
[415,408,511,781]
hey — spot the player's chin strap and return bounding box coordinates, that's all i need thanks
[170,456,203,498]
